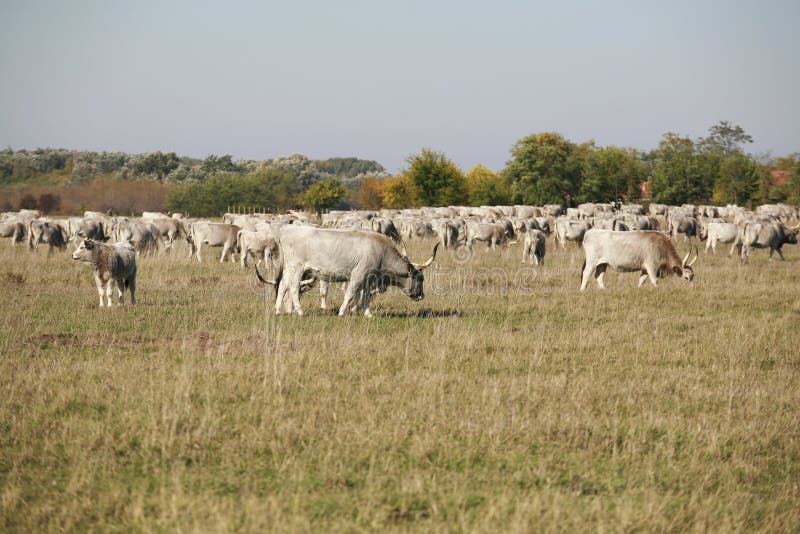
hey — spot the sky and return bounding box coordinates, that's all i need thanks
[0,0,798,173]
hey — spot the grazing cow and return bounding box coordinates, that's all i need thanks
[535,217,551,236]
[72,239,137,307]
[580,230,697,290]
[700,222,739,255]
[522,229,546,265]
[113,219,161,255]
[466,222,508,250]
[0,219,27,246]
[188,221,240,262]
[273,225,438,317]
[670,215,697,241]
[148,217,186,250]
[76,218,108,241]
[554,218,591,249]
[433,219,461,250]
[237,228,279,269]
[739,221,799,262]
[28,220,68,255]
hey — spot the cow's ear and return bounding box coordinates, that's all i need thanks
[85,239,94,249]
[672,266,682,276]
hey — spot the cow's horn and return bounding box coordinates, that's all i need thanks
[414,242,439,271]
[681,249,691,267]
[687,246,699,267]
[254,263,276,285]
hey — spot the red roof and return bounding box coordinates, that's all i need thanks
[771,170,790,186]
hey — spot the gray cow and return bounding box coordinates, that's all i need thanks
[739,221,799,262]
[700,222,739,255]
[188,221,240,262]
[522,229,546,265]
[580,230,697,290]
[273,225,438,317]
[72,239,137,307]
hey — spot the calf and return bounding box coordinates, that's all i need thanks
[521,229,546,265]
[72,239,137,307]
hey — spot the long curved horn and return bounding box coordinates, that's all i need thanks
[254,263,276,285]
[414,242,439,271]
[687,245,699,267]
[681,249,691,267]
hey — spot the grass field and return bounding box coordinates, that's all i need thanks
[1,237,799,531]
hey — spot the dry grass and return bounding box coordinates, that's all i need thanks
[1,237,799,532]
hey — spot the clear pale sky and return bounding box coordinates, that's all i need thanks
[1,0,797,172]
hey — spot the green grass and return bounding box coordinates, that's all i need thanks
[1,238,799,531]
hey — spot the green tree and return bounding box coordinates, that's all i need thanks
[405,149,467,206]
[504,132,584,205]
[465,165,511,206]
[698,120,753,156]
[712,153,758,205]
[649,133,714,205]
[166,168,296,216]
[580,146,647,202]
[201,154,241,175]
[130,151,180,181]
[297,178,346,215]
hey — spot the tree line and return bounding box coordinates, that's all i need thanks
[2,121,798,216]
[363,122,799,210]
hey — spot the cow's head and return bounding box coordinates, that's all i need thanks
[398,242,439,301]
[72,239,95,261]
[783,225,799,245]
[673,247,698,284]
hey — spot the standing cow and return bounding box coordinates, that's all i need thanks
[580,230,697,290]
[739,221,799,262]
[72,239,137,307]
[188,221,241,262]
[273,225,438,317]
[521,229,546,265]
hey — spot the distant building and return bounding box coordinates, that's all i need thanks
[639,180,652,200]
[770,170,790,187]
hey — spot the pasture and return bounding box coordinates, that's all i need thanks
[1,238,799,531]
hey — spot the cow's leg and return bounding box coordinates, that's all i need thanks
[105,279,115,307]
[638,271,649,288]
[128,276,136,305]
[775,247,785,261]
[94,273,105,307]
[274,276,289,315]
[706,239,712,254]
[594,264,607,289]
[115,277,125,305]
[196,242,203,262]
[338,278,362,316]
[580,261,595,291]
[361,286,374,318]
[220,243,229,263]
[320,280,329,310]
[286,269,304,316]
[645,267,658,287]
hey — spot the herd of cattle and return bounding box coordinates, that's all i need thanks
[1,201,798,315]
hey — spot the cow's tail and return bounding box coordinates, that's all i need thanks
[236,229,244,255]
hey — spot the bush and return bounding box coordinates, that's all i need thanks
[37,193,61,214]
